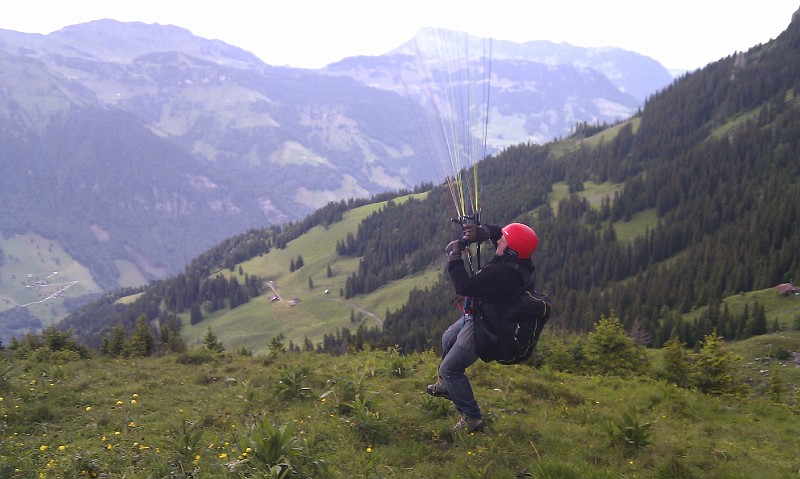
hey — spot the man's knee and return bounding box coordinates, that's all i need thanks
[439,358,466,379]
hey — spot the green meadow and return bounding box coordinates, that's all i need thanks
[178,193,436,354]
[2,328,798,478]
[0,232,101,325]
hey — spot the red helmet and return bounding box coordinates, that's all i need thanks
[501,223,538,259]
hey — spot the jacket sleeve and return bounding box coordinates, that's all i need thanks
[447,259,522,302]
[484,224,503,245]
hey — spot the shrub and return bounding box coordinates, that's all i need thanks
[602,407,652,452]
[245,419,304,478]
[323,366,371,414]
[275,365,312,400]
[176,348,219,365]
[583,314,650,376]
[385,345,407,376]
[691,331,742,395]
[543,336,577,372]
[658,336,692,387]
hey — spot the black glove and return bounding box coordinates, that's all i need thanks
[463,224,490,243]
[445,240,463,261]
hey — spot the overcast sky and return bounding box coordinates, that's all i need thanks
[3,0,798,71]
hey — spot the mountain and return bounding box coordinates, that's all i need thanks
[0,19,673,330]
[52,10,800,354]
[322,27,672,144]
[391,27,673,101]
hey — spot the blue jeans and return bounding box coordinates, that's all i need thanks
[439,315,481,419]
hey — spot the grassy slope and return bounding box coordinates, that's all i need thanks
[682,287,800,330]
[2,336,798,478]
[0,232,101,325]
[180,192,439,354]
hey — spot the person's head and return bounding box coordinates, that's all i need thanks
[497,223,538,259]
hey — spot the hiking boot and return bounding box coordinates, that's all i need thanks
[426,378,450,400]
[453,414,484,433]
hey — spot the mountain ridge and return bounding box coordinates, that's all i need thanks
[386,26,673,101]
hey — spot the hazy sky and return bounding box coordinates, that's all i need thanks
[3,0,799,71]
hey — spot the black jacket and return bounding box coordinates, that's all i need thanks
[447,224,534,305]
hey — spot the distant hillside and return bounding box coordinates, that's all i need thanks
[51,9,800,354]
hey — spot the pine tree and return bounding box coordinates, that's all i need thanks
[128,315,155,357]
[628,318,654,346]
[160,320,187,354]
[659,337,691,387]
[204,327,225,353]
[767,367,785,403]
[269,334,286,358]
[583,313,650,376]
[101,325,128,357]
[544,336,576,372]
[691,332,740,395]
[747,301,767,336]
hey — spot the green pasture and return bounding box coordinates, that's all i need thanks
[180,192,435,353]
[0,231,101,323]
[682,287,800,330]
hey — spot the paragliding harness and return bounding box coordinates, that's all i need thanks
[454,215,553,365]
[472,263,553,365]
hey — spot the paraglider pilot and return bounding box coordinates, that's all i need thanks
[427,222,539,433]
